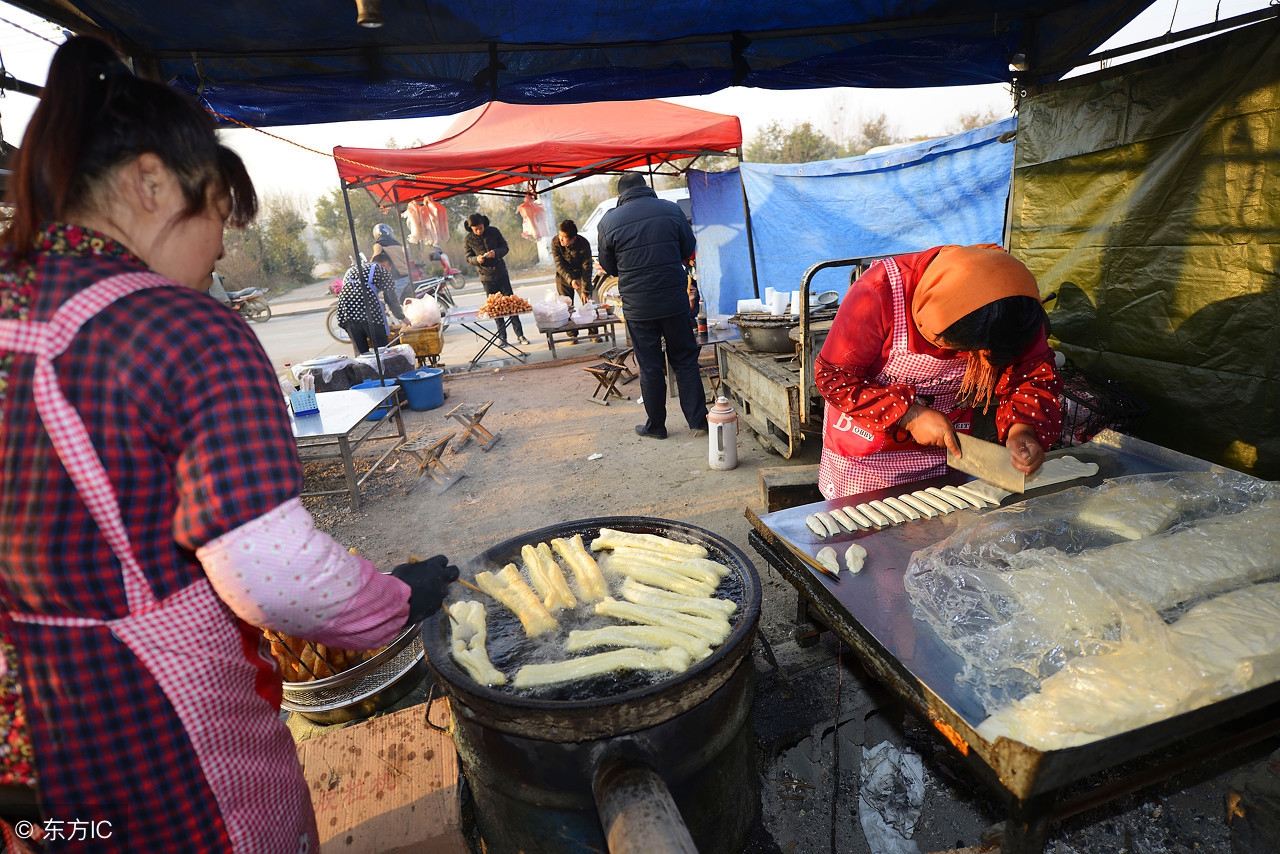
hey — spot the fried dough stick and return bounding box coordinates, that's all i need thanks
[522,543,576,611]
[591,528,708,560]
[475,564,559,637]
[551,534,609,602]
[607,545,729,586]
[600,557,715,598]
[448,600,507,686]
[566,625,712,660]
[620,579,737,620]
[595,597,730,645]
[513,647,692,689]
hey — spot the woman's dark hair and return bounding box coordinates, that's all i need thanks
[5,36,249,257]
[465,213,489,229]
[217,145,258,229]
[938,296,1047,367]
[558,220,577,237]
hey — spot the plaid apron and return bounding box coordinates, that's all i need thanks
[0,273,314,853]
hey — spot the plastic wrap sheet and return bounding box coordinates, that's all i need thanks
[977,581,1280,750]
[904,471,1280,710]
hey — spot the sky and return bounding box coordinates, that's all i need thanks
[0,0,1270,207]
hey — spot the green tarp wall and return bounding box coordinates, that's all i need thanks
[1011,18,1280,479]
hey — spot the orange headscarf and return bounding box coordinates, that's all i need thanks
[911,245,1042,409]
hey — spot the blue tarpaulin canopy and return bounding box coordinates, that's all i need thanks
[688,117,1018,314]
[11,1,1154,126]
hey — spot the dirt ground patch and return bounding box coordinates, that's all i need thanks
[292,360,1273,854]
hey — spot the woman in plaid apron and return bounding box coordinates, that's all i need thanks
[814,245,1063,500]
[0,37,456,852]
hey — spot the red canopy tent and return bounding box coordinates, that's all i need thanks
[332,100,743,205]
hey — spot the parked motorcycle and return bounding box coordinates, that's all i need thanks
[426,243,466,291]
[228,286,272,323]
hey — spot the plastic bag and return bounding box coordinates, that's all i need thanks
[402,295,441,328]
[903,470,1280,711]
[532,299,570,326]
[517,192,548,240]
[405,200,426,244]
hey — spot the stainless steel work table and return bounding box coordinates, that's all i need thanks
[745,431,1280,853]
[290,385,408,510]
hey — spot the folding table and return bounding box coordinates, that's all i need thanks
[444,307,530,369]
[290,385,408,510]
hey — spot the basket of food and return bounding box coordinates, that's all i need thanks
[398,324,443,367]
[265,624,427,724]
[1057,358,1149,447]
[478,294,533,318]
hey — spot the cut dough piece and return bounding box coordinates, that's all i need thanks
[806,514,828,538]
[815,511,841,537]
[620,579,736,619]
[815,546,840,576]
[602,556,715,598]
[596,597,731,644]
[845,543,867,574]
[869,500,907,525]
[882,496,920,521]
[513,647,692,689]
[449,600,507,686]
[551,535,610,602]
[856,503,891,527]
[912,491,954,513]
[941,485,985,509]
[567,625,712,659]
[591,528,708,559]
[925,487,969,510]
[952,483,1000,507]
[956,480,1012,506]
[523,543,577,611]
[1024,455,1100,489]
[841,506,875,529]
[897,493,938,518]
[475,565,559,637]
[828,507,862,532]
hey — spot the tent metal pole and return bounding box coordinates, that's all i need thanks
[342,183,386,379]
[737,150,760,299]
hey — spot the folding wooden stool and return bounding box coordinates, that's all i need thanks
[583,359,631,406]
[397,430,464,494]
[446,401,501,451]
[598,346,637,384]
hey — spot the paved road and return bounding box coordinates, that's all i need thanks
[250,272,609,374]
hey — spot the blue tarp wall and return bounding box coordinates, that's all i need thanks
[688,117,1017,314]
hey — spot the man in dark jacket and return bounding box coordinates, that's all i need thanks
[598,173,707,439]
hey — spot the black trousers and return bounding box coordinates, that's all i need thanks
[482,279,524,340]
[343,321,388,355]
[627,313,708,432]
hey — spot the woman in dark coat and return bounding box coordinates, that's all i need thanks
[464,213,528,345]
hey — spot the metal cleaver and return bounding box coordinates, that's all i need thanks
[946,434,1026,493]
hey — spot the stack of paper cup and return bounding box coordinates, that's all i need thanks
[790,290,801,314]
[764,287,777,306]
[770,290,788,315]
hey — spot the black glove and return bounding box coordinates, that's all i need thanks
[391,555,459,625]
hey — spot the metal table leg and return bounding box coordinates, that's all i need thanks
[338,434,359,510]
